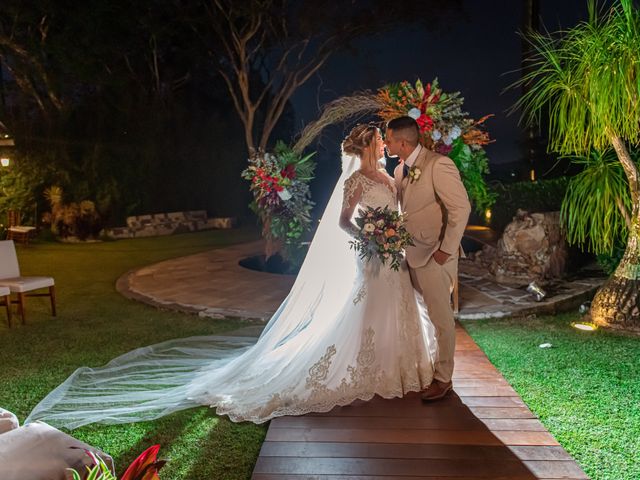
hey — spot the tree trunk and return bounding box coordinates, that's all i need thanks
[521,0,541,173]
[589,137,640,332]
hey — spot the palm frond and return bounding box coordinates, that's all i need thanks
[561,149,633,254]
[511,1,640,155]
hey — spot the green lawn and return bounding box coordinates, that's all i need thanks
[462,314,640,480]
[0,227,267,480]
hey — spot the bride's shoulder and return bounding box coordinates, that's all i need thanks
[343,171,366,196]
[344,170,363,185]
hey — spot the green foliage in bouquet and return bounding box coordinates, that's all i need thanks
[241,141,316,261]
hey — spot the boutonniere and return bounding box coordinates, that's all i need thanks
[408,165,422,183]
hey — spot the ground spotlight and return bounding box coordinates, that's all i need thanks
[572,322,597,332]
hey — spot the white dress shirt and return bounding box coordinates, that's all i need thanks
[405,144,423,167]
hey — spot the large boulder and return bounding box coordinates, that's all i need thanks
[487,210,568,285]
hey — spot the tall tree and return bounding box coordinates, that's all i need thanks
[199,0,460,156]
[0,4,63,114]
[515,0,640,331]
[520,0,542,175]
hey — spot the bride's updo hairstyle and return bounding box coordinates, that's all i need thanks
[341,124,377,158]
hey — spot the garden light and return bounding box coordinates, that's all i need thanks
[0,157,9,167]
[526,281,546,301]
[572,322,597,332]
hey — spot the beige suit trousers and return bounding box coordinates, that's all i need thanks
[409,254,457,383]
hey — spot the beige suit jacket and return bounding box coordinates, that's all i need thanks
[394,147,471,269]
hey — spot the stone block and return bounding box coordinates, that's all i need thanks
[207,217,236,229]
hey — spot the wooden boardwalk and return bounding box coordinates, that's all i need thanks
[252,326,588,479]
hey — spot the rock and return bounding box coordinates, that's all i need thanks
[485,210,568,285]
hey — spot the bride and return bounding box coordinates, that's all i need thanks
[26,124,436,429]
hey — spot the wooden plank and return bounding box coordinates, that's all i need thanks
[271,416,488,431]
[458,396,527,408]
[524,461,589,479]
[454,386,520,397]
[270,417,545,432]
[451,378,510,387]
[508,446,575,461]
[305,405,535,419]
[253,457,537,477]
[259,441,547,461]
[493,431,560,447]
[265,427,508,445]
[253,475,538,480]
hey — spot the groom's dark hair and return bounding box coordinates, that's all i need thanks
[386,116,419,146]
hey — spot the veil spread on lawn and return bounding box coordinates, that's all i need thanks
[26,154,364,429]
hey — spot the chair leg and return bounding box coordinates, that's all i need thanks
[3,295,10,328]
[49,285,57,316]
[18,292,26,325]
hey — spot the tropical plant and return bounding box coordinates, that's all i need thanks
[561,150,633,256]
[68,445,165,480]
[241,141,316,261]
[42,186,103,240]
[513,0,640,331]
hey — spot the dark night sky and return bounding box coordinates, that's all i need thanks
[290,0,602,189]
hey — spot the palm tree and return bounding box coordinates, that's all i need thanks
[514,0,640,331]
[521,0,541,170]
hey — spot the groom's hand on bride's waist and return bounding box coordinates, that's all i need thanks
[432,249,451,265]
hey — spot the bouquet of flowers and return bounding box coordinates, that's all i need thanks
[241,141,316,261]
[377,78,497,214]
[349,206,414,271]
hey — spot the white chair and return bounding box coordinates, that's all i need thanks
[0,286,10,327]
[0,240,56,325]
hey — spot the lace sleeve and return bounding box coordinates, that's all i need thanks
[342,173,364,211]
[340,173,364,236]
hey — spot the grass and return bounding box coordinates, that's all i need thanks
[0,227,267,480]
[461,314,640,480]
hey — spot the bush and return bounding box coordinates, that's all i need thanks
[489,177,569,232]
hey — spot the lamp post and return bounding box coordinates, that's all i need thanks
[0,121,15,167]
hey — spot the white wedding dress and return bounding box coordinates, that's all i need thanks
[26,155,435,429]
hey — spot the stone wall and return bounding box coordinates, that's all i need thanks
[103,210,236,239]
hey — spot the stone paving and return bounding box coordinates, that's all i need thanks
[117,240,606,321]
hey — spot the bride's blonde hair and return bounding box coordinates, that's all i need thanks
[341,124,377,158]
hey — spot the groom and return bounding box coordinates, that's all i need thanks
[385,116,471,401]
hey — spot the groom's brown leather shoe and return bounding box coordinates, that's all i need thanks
[421,380,453,401]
